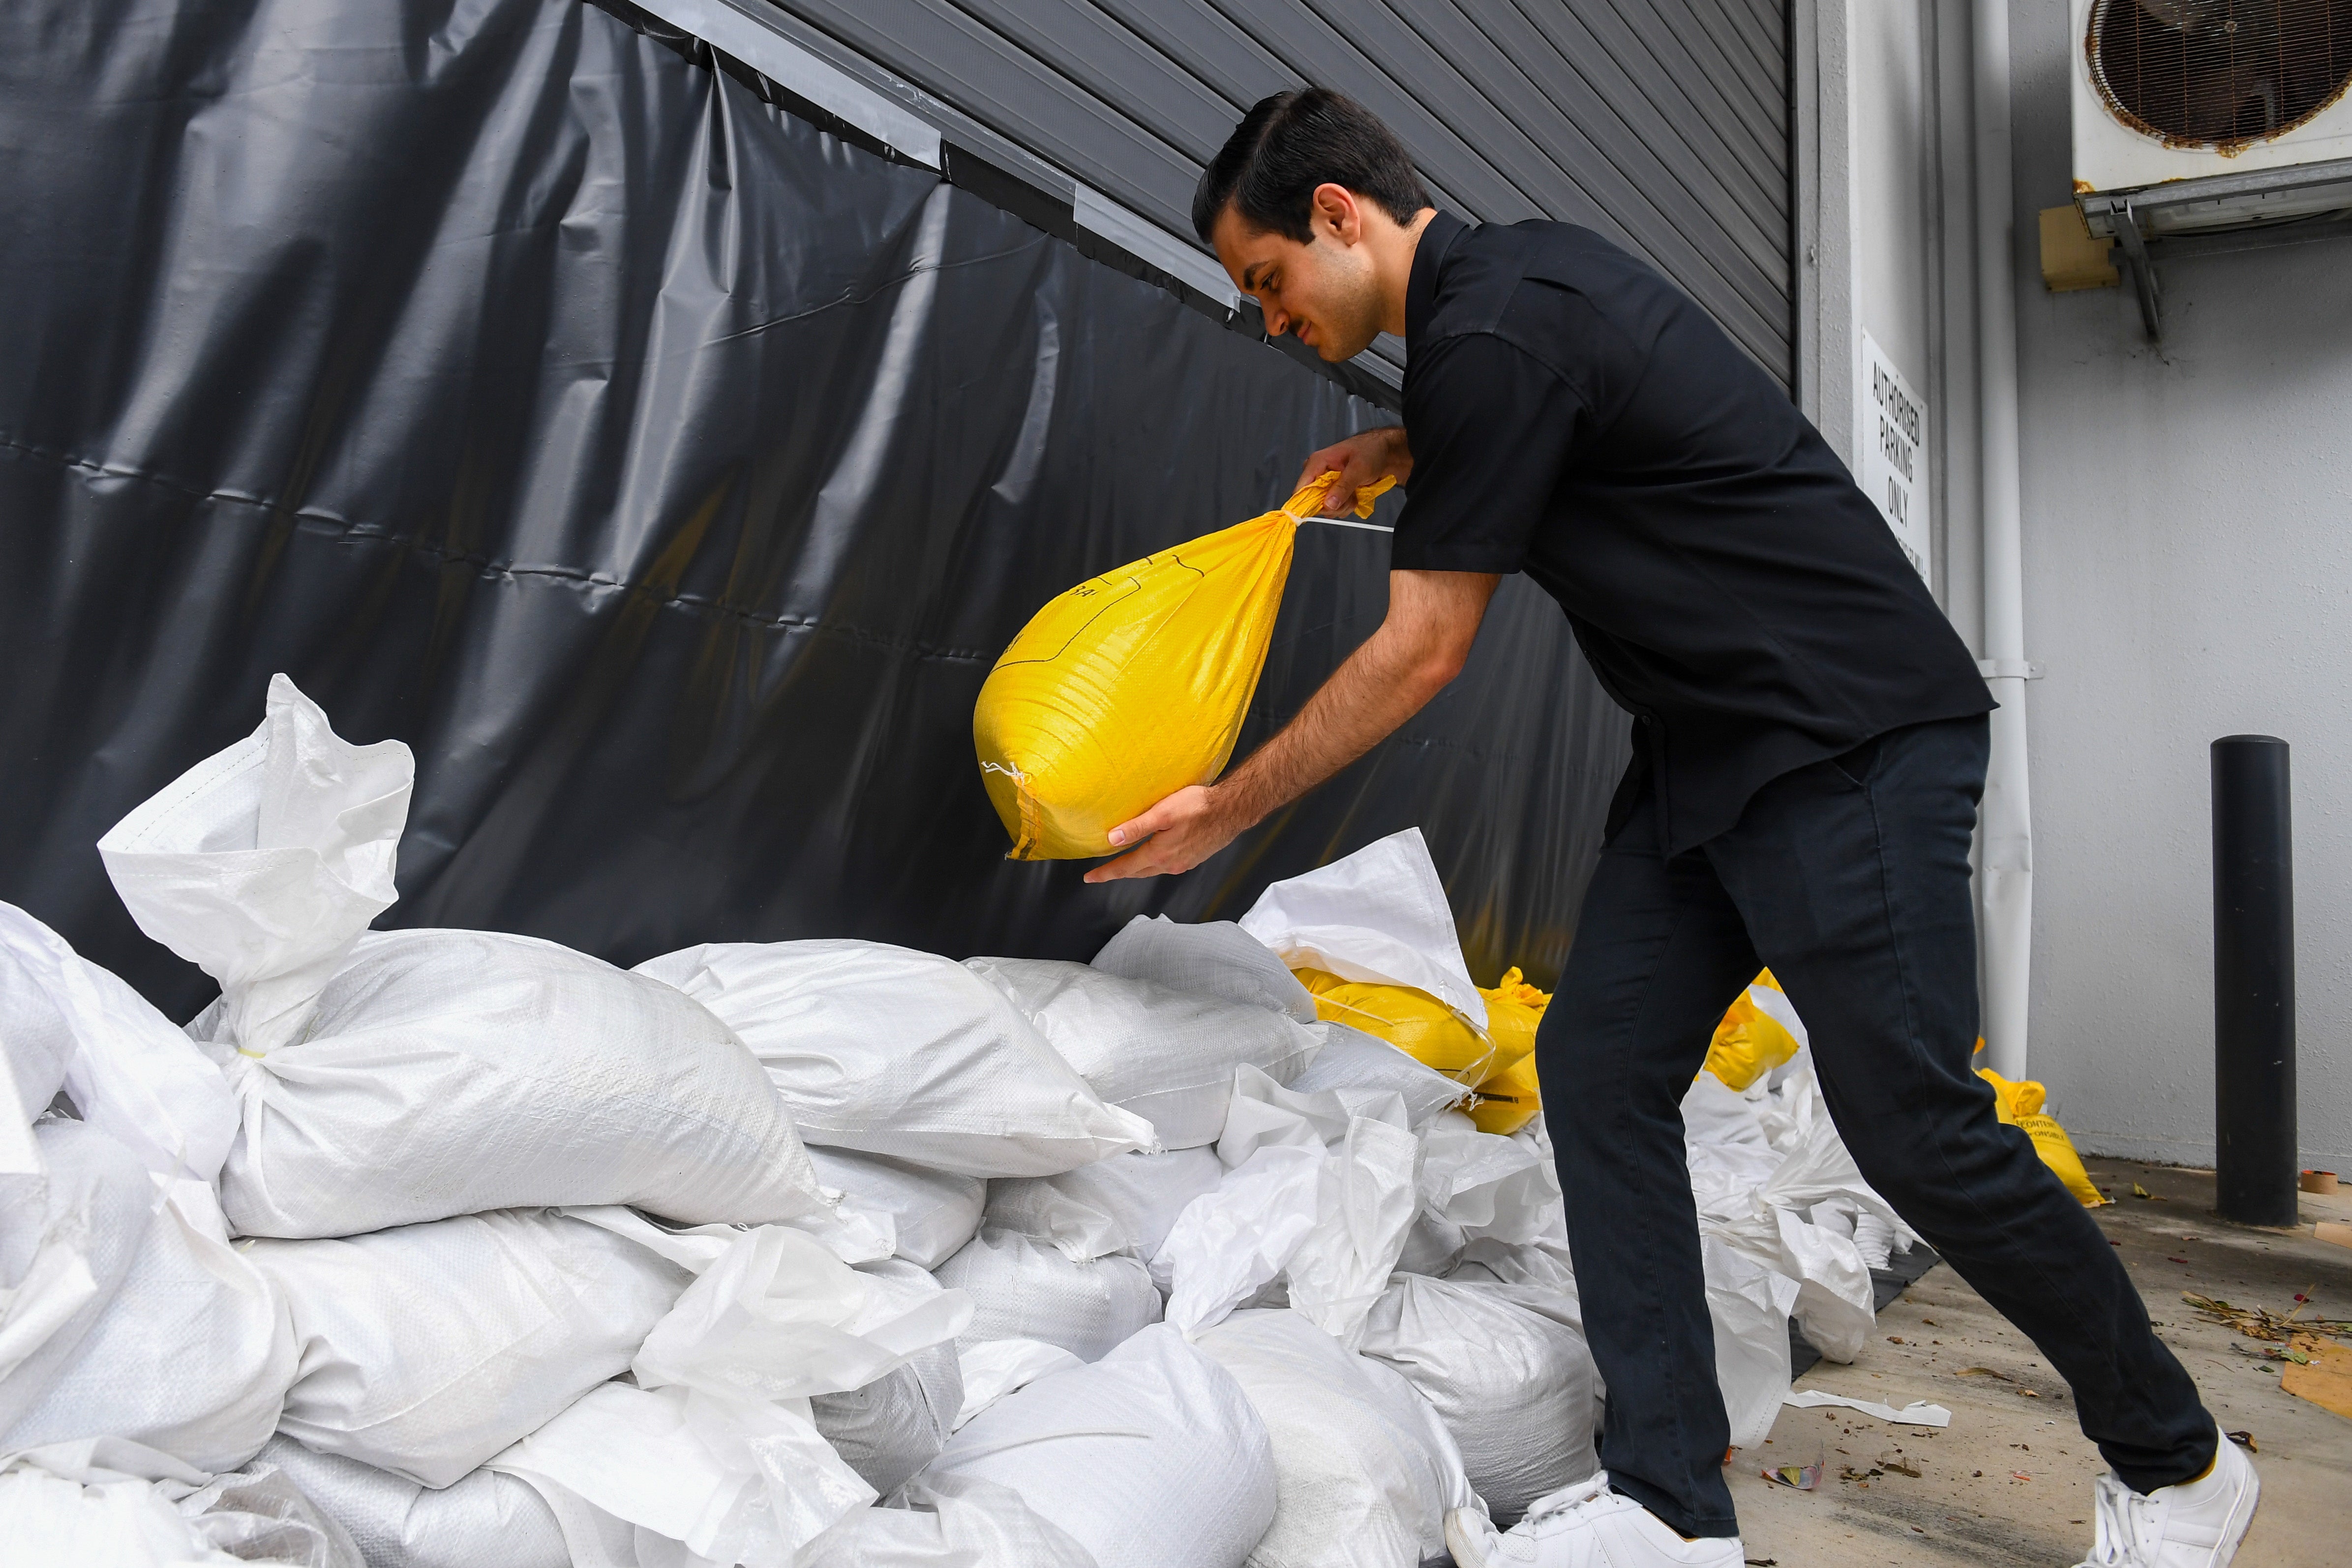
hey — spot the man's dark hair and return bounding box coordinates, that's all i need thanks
[1191,88,1432,245]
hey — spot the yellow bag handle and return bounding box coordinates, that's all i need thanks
[1282,471,1396,523]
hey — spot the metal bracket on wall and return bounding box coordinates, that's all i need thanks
[2080,160,2352,344]
[2108,202,2162,341]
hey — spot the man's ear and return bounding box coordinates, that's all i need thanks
[1310,182,1364,245]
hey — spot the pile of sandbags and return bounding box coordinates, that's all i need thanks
[0,676,1926,1567]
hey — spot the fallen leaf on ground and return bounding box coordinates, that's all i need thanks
[1958,1366,2013,1380]
[2225,1430,2257,1452]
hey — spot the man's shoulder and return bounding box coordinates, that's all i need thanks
[1426,220,1656,346]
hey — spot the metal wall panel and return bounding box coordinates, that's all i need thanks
[767,0,1794,387]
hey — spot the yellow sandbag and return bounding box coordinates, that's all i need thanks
[973,473,1393,860]
[1977,1068,2108,1207]
[1468,1051,1542,1136]
[2019,1114,2110,1208]
[1292,967,1496,1085]
[1476,967,1549,1073]
[1702,971,1801,1091]
[1976,1066,2047,1122]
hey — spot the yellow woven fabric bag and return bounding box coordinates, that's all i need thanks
[1978,1065,2110,1208]
[1701,970,1803,1091]
[974,473,1391,860]
[1291,966,1497,1085]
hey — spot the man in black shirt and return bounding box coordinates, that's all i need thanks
[1088,90,2252,1568]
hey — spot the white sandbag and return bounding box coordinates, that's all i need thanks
[979,1177,1129,1263]
[964,957,1321,1150]
[814,1339,963,1498]
[1195,1309,1475,1568]
[1684,1066,1879,1365]
[1286,1023,1467,1129]
[191,927,830,1239]
[1161,1067,1418,1350]
[0,1440,260,1568]
[637,940,1155,1177]
[0,920,77,1122]
[3,1157,295,1474]
[798,1472,1100,1568]
[97,674,412,1059]
[258,1435,569,1568]
[1091,915,1317,1024]
[812,1259,965,1496]
[807,1146,985,1270]
[245,1209,693,1488]
[952,1338,1084,1431]
[919,1323,1276,1568]
[1237,828,1487,1027]
[1360,1274,1600,1525]
[96,679,827,1240]
[1701,1237,1800,1451]
[989,1147,1225,1273]
[174,1450,366,1568]
[0,1119,153,1434]
[933,1229,1161,1362]
[495,1379,872,1568]
[494,1222,970,1567]
[0,903,238,1185]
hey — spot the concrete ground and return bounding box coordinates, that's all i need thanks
[1727,1158,2352,1568]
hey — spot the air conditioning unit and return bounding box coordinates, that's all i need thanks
[2070,0,2352,332]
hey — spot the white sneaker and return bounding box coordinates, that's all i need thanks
[2074,1437,2261,1568]
[1446,1472,1745,1568]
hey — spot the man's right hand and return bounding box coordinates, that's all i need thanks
[1296,426,1412,515]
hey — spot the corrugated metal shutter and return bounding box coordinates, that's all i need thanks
[756,0,1794,392]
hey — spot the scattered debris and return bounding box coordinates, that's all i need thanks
[2011,1471,2032,1482]
[1958,1366,2013,1381]
[1784,1391,1951,1426]
[2225,1430,2257,1452]
[1761,1461,1822,1490]
[2132,1183,2164,1201]
[2184,1292,2351,1344]
[1884,1458,1921,1478]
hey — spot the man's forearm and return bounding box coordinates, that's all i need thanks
[1210,618,1457,831]
[1086,569,1498,882]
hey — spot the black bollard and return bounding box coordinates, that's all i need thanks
[2211,736,2296,1227]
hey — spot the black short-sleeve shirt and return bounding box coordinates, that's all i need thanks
[1391,211,1992,855]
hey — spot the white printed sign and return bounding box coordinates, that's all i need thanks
[1858,332,1930,584]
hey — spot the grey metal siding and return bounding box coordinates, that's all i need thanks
[764,0,1793,389]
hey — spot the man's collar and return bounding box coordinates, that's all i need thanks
[1405,210,1467,353]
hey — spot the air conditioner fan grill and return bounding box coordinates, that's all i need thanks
[2090,0,2352,151]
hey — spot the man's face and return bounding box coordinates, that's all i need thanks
[1210,193,1384,362]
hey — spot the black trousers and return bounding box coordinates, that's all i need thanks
[1536,714,2216,1538]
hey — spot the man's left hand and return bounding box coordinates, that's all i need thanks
[1081,785,1246,883]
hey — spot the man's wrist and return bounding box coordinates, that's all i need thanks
[1203,778,1266,837]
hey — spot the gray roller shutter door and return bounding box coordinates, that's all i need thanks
[761,0,1793,391]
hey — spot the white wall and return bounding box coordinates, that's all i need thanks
[2006,2,2352,1169]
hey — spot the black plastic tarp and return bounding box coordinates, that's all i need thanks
[0,0,1630,1022]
